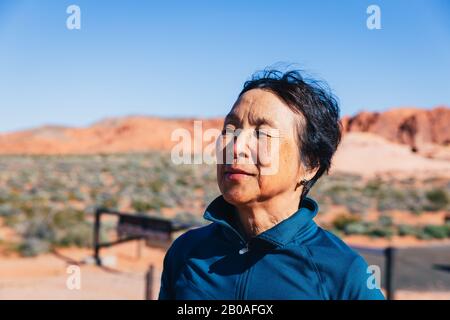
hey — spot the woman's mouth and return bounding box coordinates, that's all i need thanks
[224,167,256,181]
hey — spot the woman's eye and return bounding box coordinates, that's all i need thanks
[222,127,235,136]
[255,129,270,138]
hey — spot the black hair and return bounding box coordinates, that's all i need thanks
[239,69,342,202]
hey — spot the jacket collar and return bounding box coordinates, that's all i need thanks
[203,195,319,248]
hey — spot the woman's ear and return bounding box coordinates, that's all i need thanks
[296,164,319,184]
[303,167,319,181]
[295,165,317,191]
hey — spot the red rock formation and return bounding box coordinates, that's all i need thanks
[0,117,224,155]
[0,106,448,159]
[342,106,450,157]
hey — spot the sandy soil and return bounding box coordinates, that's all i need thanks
[0,242,165,300]
[331,132,450,179]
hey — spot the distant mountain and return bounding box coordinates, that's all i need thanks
[1,106,448,155]
[0,116,223,155]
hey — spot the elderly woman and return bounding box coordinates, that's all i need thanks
[159,69,384,300]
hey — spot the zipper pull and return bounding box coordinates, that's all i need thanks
[239,242,249,255]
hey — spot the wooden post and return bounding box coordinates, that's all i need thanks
[385,247,396,300]
[94,208,102,266]
[145,265,155,300]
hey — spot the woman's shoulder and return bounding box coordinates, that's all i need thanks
[304,227,385,299]
[165,223,218,262]
[304,227,366,269]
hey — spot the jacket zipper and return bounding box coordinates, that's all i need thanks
[210,220,252,299]
[238,242,249,254]
[236,241,252,300]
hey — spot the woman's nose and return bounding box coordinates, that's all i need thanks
[233,129,255,163]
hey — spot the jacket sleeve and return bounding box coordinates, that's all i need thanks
[340,255,386,300]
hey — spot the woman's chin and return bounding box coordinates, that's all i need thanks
[222,189,254,206]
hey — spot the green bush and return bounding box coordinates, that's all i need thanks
[378,215,393,227]
[424,189,448,211]
[18,238,50,257]
[21,217,56,243]
[332,214,361,231]
[376,188,407,212]
[13,207,93,255]
[174,211,204,226]
[416,230,433,240]
[131,199,152,212]
[362,178,383,196]
[398,224,419,237]
[56,221,92,247]
[0,204,19,217]
[368,226,395,238]
[423,225,450,239]
[344,222,370,235]
[95,192,118,209]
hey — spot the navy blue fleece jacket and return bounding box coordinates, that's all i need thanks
[159,196,385,300]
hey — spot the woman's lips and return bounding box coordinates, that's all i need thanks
[224,167,256,181]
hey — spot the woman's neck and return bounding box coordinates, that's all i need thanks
[235,191,302,239]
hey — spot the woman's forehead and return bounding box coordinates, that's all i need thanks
[228,89,296,126]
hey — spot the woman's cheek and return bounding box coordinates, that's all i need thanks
[278,141,300,181]
[256,140,281,175]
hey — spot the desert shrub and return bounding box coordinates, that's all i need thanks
[344,222,370,235]
[378,215,394,227]
[403,190,425,215]
[376,188,407,212]
[49,189,68,202]
[0,203,19,217]
[0,189,8,205]
[18,237,50,257]
[15,207,92,256]
[398,224,419,237]
[52,208,86,228]
[423,225,450,239]
[362,178,383,197]
[95,192,118,209]
[67,190,87,202]
[132,198,153,212]
[346,194,371,214]
[416,229,433,240]
[174,211,204,226]
[175,176,189,187]
[332,214,361,231]
[56,221,93,247]
[21,216,56,243]
[424,189,448,211]
[144,177,164,193]
[368,226,395,238]
[327,184,350,194]
[326,185,370,214]
[155,191,177,208]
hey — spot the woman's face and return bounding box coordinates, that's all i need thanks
[217,88,306,206]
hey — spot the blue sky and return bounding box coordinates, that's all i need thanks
[0,0,449,132]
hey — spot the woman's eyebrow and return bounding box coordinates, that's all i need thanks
[249,116,277,127]
[224,113,278,127]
